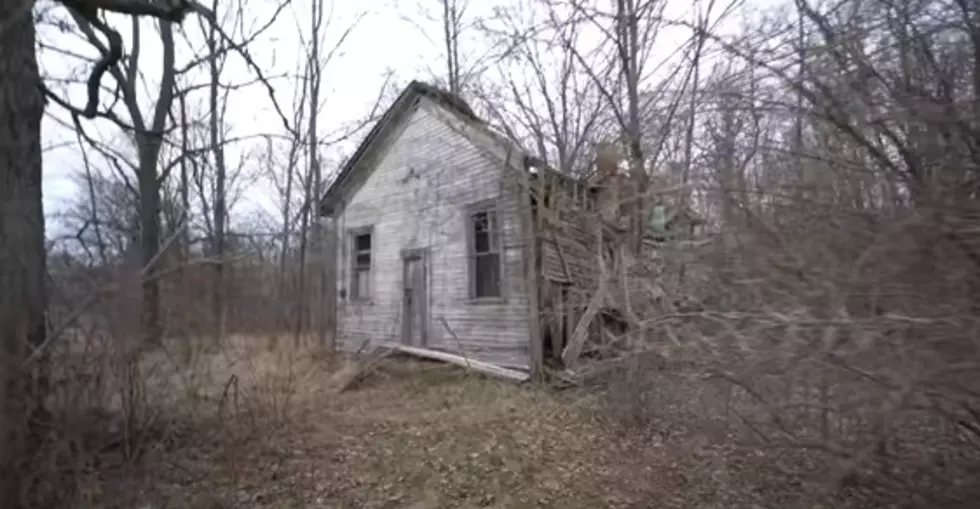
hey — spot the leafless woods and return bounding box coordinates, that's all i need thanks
[0,0,978,507]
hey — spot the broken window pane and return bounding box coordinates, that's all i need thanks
[471,210,498,253]
[472,211,488,232]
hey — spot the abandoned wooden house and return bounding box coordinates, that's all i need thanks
[319,80,701,380]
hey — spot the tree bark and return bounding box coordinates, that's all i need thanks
[441,0,462,95]
[0,1,48,506]
[207,0,227,339]
[308,0,324,347]
[136,21,176,345]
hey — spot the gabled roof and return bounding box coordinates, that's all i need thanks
[317,80,701,228]
[319,80,516,216]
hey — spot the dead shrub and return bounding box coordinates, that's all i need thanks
[594,2,980,503]
[24,311,319,509]
[599,200,980,508]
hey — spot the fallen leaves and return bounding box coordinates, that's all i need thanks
[85,357,891,509]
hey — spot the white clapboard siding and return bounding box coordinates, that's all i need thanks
[333,96,532,370]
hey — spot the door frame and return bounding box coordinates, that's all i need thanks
[400,247,429,346]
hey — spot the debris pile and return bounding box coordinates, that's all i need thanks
[531,142,704,382]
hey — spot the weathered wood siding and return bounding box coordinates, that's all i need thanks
[538,204,675,320]
[333,97,532,369]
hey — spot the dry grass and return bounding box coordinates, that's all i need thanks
[73,336,918,509]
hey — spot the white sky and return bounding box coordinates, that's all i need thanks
[36,0,757,239]
[39,0,449,225]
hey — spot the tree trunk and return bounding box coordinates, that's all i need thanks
[138,138,162,344]
[441,0,462,95]
[308,0,323,347]
[0,1,48,507]
[276,136,294,331]
[136,22,176,346]
[207,3,227,340]
[616,0,645,253]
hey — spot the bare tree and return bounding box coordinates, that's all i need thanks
[3,1,217,506]
[53,9,181,344]
[41,0,295,342]
[0,1,47,506]
[604,0,980,502]
[403,0,489,95]
[475,0,609,175]
[293,0,326,341]
[205,0,229,338]
[209,3,386,342]
[440,0,466,95]
[542,0,719,250]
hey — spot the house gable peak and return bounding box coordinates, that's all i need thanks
[318,80,482,216]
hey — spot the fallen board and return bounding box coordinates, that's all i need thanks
[387,344,531,382]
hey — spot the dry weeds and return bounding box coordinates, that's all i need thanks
[75,337,914,509]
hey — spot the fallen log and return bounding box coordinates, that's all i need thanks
[387,344,530,382]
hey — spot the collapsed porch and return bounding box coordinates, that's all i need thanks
[526,148,705,380]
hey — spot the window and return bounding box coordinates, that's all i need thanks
[350,228,372,300]
[467,205,502,299]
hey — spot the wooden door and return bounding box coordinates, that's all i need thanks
[401,251,428,346]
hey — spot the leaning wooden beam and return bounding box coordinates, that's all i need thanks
[551,284,565,361]
[388,344,531,382]
[561,225,609,367]
[561,279,606,367]
[548,229,573,281]
[520,159,544,381]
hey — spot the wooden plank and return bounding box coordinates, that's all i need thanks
[552,285,565,361]
[561,227,608,367]
[519,163,544,382]
[564,293,576,361]
[388,344,531,382]
[549,230,573,281]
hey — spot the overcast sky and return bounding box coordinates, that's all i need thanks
[36,0,742,239]
[39,0,455,223]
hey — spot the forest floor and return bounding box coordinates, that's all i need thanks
[87,341,886,509]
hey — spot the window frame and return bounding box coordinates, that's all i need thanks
[464,200,505,303]
[348,225,374,302]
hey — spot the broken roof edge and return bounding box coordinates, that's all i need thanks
[318,80,485,216]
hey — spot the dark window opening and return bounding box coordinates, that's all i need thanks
[468,208,502,299]
[351,231,372,299]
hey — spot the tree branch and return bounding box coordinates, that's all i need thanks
[56,0,216,119]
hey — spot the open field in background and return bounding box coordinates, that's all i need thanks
[63,335,939,509]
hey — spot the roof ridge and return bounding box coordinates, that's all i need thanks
[407,80,479,123]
